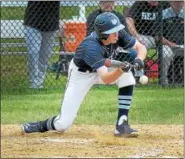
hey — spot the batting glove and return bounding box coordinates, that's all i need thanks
[120,61,132,72]
[134,58,144,71]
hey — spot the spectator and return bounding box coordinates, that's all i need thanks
[162,1,184,85]
[24,1,60,88]
[126,1,173,85]
[87,0,136,65]
[126,1,170,49]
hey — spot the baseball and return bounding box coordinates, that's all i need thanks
[139,75,148,85]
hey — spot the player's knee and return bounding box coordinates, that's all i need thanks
[117,72,136,88]
[54,119,73,132]
[57,123,72,132]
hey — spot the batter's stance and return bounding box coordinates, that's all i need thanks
[22,12,147,137]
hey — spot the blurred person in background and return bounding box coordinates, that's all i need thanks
[161,1,184,85]
[24,1,60,88]
[126,1,170,49]
[126,1,174,85]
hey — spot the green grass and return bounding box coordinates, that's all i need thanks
[1,5,183,126]
[1,6,126,20]
[1,6,79,20]
[1,86,184,125]
[0,53,67,91]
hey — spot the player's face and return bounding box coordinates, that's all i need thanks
[148,1,159,7]
[171,1,184,12]
[105,32,119,45]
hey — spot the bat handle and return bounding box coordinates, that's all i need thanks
[131,64,138,69]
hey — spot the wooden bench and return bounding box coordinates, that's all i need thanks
[1,20,27,55]
[1,20,60,56]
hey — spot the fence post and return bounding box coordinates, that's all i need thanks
[157,3,164,86]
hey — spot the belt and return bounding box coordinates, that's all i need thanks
[73,58,93,73]
[78,67,91,73]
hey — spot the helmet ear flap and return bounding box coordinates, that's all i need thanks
[100,34,109,40]
[95,27,109,40]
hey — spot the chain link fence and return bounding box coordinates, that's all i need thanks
[1,1,184,91]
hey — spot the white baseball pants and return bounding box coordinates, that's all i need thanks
[53,59,135,132]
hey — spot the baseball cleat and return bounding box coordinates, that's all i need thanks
[21,122,44,134]
[114,125,139,137]
[114,115,139,138]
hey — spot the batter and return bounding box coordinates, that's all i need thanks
[22,12,147,137]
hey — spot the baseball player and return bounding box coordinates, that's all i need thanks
[22,12,147,137]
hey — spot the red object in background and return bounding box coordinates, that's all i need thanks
[145,60,159,78]
[63,21,86,52]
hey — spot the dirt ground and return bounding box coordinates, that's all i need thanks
[1,124,184,158]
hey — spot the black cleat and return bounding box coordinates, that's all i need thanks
[21,122,46,134]
[114,115,139,137]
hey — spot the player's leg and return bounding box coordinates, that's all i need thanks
[24,26,41,88]
[53,62,97,132]
[96,69,138,137]
[21,59,97,133]
[114,72,139,137]
[37,31,56,87]
[161,45,174,85]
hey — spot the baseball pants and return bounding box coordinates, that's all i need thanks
[53,59,135,132]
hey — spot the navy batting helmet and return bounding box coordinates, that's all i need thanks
[94,12,125,40]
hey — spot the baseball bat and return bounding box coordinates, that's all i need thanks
[104,59,125,67]
[104,59,147,81]
[104,59,137,68]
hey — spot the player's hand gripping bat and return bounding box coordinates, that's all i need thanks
[104,59,137,72]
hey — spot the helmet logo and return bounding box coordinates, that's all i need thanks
[111,19,118,25]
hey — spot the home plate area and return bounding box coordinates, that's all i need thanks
[1,124,183,158]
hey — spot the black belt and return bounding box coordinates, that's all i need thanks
[78,67,91,73]
[74,62,92,73]
[74,58,93,73]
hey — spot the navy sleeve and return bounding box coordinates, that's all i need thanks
[118,30,136,49]
[83,40,106,70]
